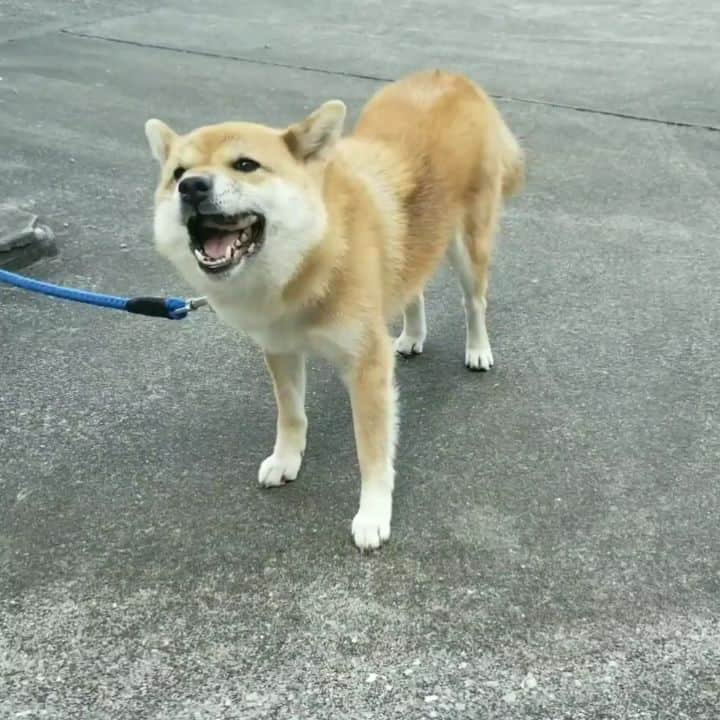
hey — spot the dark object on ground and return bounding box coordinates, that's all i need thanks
[0,207,57,270]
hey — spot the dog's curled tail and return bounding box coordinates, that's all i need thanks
[498,118,525,199]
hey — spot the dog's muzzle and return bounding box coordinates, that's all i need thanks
[179,175,213,209]
[178,174,266,275]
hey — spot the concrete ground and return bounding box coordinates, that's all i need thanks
[1,1,719,717]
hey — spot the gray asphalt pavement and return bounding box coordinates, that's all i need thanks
[1,2,719,718]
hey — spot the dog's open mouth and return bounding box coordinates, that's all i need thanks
[187,212,266,274]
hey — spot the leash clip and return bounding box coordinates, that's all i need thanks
[186,296,209,312]
[168,295,209,320]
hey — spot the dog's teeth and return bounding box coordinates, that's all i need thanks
[248,243,256,254]
[194,249,204,262]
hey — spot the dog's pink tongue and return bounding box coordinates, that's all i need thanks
[203,234,235,260]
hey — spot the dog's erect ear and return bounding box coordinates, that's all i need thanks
[144,119,177,164]
[283,100,346,162]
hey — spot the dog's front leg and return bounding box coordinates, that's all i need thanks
[258,352,307,487]
[346,331,397,550]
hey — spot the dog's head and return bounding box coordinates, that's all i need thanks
[145,101,346,296]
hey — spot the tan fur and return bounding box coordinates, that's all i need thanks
[288,71,523,330]
[147,70,523,549]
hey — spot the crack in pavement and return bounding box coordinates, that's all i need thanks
[61,29,720,133]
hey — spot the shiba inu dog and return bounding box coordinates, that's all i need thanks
[145,70,523,550]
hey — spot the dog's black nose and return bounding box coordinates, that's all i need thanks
[178,175,212,206]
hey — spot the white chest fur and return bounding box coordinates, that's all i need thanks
[210,294,361,367]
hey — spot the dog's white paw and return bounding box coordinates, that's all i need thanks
[465,344,494,372]
[395,333,424,357]
[258,451,302,487]
[351,507,391,551]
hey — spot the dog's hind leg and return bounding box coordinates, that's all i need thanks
[258,352,307,487]
[394,292,427,357]
[447,186,500,371]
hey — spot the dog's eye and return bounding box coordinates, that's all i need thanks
[232,157,260,173]
[173,167,186,181]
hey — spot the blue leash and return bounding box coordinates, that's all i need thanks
[0,268,208,320]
